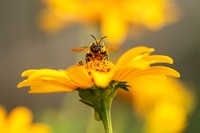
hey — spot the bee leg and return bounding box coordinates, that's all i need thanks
[86,53,93,63]
[105,51,109,60]
[101,51,109,61]
[77,60,84,66]
[102,55,108,61]
[85,57,89,63]
[105,55,109,60]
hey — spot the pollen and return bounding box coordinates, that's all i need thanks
[84,60,115,73]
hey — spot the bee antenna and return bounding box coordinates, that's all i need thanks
[91,34,97,41]
[99,36,107,43]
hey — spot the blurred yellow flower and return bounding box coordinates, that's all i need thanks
[0,106,51,133]
[146,101,187,133]
[18,46,179,93]
[38,0,179,44]
[120,77,194,133]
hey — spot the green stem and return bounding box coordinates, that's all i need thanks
[78,87,117,133]
[78,81,130,133]
[93,98,113,133]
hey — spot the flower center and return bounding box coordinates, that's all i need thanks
[84,60,115,73]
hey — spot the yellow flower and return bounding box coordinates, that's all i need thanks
[17,46,179,93]
[17,46,180,133]
[0,106,51,133]
[144,79,194,133]
[38,0,179,44]
[129,77,193,115]
[119,76,194,133]
[146,101,188,133]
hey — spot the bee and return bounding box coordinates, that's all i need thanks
[71,35,119,65]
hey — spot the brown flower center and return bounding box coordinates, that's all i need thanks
[84,60,115,73]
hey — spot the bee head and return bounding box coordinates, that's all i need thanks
[91,35,107,51]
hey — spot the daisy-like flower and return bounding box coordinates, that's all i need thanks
[18,46,180,133]
[0,106,51,133]
[146,101,189,133]
[39,0,179,44]
[18,46,179,92]
[120,77,194,133]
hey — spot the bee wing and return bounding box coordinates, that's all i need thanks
[71,46,89,52]
[105,46,120,52]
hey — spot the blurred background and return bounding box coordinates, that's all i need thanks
[0,0,200,133]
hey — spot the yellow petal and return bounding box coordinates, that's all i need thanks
[114,66,180,83]
[18,73,79,90]
[101,7,127,44]
[113,60,149,81]
[67,66,94,88]
[116,46,154,67]
[144,55,173,64]
[38,10,66,33]
[18,67,93,92]
[27,69,70,82]
[126,59,150,69]
[91,70,114,88]
[114,65,149,81]
[42,77,80,89]
[8,107,32,133]
[123,72,168,83]
[30,123,51,133]
[113,67,136,81]
[0,106,6,131]
[28,83,74,93]
[21,69,37,77]
[133,66,180,78]
[17,79,29,88]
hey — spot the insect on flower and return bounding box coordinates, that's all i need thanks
[71,35,119,65]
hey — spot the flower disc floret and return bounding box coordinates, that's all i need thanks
[84,60,115,73]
